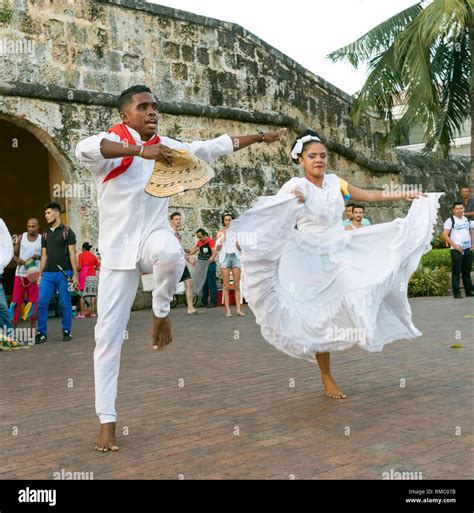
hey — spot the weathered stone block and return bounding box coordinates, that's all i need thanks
[163,41,180,59]
[44,19,66,45]
[123,53,143,72]
[107,50,123,72]
[19,12,42,35]
[196,47,209,65]
[181,44,194,62]
[172,63,188,81]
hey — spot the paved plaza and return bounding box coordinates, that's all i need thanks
[0,297,472,480]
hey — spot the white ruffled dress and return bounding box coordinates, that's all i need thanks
[0,219,13,275]
[230,173,442,362]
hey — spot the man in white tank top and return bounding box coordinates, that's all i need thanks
[11,219,42,337]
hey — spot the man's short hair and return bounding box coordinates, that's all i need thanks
[196,228,207,237]
[460,186,470,191]
[170,212,181,220]
[44,202,61,212]
[452,201,464,209]
[353,204,365,212]
[117,85,152,112]
[346,203,355,209]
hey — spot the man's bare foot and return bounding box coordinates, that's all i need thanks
[321,373,347,399]
[152,315,172,350]
[95,422,119,452]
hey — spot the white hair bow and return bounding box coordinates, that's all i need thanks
[291,135,321,160]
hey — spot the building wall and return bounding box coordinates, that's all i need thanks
[0,0,469,307]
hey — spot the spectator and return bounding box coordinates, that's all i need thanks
[442,201,474,299]
[169,212,199,315]
[216,213,245,317]
[345,205,367,231]
[343,202,371,227]
[77,242,100,318]
[459,186,474,220]
[188,228,217,308]
[10,218,42,338]
[36,202,78,343]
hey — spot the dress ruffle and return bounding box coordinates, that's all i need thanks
[0,219,13,274]
[231,189,443,363]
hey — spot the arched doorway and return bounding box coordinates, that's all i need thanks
[0,118,70,298]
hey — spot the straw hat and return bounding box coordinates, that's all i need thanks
[145,149,215,198]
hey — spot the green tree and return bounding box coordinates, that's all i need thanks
[328,0,473,186]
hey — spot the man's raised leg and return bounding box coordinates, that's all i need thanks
[140,229,185,350]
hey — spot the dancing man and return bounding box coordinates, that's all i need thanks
[75,84,285,451]
[231,130,441,399]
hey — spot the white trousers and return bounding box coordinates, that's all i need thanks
[94,229,185,423]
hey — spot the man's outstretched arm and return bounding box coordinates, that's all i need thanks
[229,128,287,151]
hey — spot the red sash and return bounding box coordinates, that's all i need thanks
[102,123,160,183]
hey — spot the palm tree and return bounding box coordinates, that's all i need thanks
[328,0,473,187]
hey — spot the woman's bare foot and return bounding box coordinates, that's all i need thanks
[225,309,232,318]
[152,315,172,350]
[95,422,119,452]
[236,311,246,316]
[321,373,347,399]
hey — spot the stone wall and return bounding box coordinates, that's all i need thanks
[0,0,469,309]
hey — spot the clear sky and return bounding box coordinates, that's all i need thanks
[149,0,420,96]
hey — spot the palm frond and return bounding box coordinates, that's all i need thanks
[337,0,471,158]
[327,2,424,68]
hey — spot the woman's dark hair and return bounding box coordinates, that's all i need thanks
[196,228,208,237]
[82,242,92,251]
[221,212,233,224]
[290,129,325,164]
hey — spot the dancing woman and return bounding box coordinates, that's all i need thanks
[216,213,245,318]
[231,130,442,399]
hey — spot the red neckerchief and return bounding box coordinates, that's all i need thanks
[102,123,160,183]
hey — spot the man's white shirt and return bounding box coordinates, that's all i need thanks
[75,126,233,269]
[443,215,473,250]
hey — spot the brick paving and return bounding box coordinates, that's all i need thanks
[0,297,472,480]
